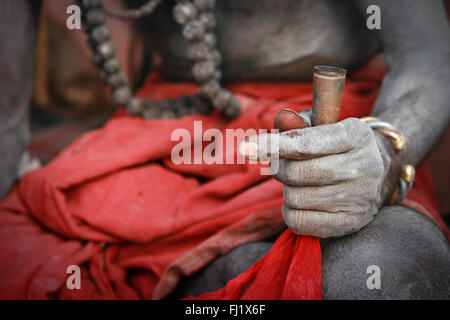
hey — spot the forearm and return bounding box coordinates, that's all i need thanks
[373,47,450,167]
[372,51,450,204]
[354,0,450,202]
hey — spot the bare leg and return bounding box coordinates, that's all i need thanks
[321,205,450,299]
[172,205,450,299]
[169,241,273,299]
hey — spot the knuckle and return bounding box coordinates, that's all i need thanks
[282,202,373,237]
[336,213,368,235]
[276,160,303,185]
[322,212,369,237]
[283,185,301,208]
[274,159,291,183]
[344,117,374,143]
[342,117,366,133]
[281,203,303,233]
[357,148,384,181]
[360,123,376,142]
[343,117,362,127]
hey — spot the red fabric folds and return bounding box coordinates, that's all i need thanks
[0,58,447,300]
[185,231,322,300]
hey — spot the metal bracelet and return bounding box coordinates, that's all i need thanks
[360,117,406,151]
[360,116,415,204]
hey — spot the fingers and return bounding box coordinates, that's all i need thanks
[239,118,366,161]
[274,152,364,186]
[281,203,373,238]
[283,184,369,212]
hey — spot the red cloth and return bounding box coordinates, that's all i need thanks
[0,60,447,299]
[184,231,322,300]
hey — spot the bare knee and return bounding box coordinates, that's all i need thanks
[321,205,450,299]
[170,241,273,298]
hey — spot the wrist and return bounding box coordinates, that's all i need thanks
[373,130,401,205]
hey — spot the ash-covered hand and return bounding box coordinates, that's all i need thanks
[239,110,387,238]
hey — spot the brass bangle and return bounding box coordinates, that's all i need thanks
[360,117,406,151]
[377,128,406,152]
[360,116,415,204]
[389,165,416,205]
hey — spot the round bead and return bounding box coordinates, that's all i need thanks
[193,0,215,10]
[193,95,214,114]
[212,89,232,111]
[182,20,205,40]
[82,0,101,8]
[212,70,222,81]
[99,71,108,82]
[142,109,158,119]
[91,25,110,43]
[126,98,144,116]
[103,58,121,74]
[175,107,189,117]
[187,42,210,60]
[85,9,105,27]
[158,99,171,109]
[97,41,115,59]
[208,49,222,66]
[107,72,126,88]
[224,96,241,119]
[173,2,198,24]
[81,21,92,33]
[203,32,217,48]
[224,106,241,119]
[199,12,216,30]
[90,53,103,68]
[142,101,161,119]
[171,96,189,116]
[200,79,220,99]
[112,86,132,105]
[159,108,176,119]
[192,61,216,82]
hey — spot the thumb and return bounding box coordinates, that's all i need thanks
[238,132,280,161]
[274,108,311,132]
[238,108,313,161]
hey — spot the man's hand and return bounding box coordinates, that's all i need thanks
[240,112,387,238]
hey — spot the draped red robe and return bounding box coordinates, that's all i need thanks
[0,59,447,299]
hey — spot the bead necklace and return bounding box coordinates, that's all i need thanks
[77,0,241,119]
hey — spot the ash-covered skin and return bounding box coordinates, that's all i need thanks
[0,0,40,199]
[170,0,450,299]
[240,116,386,238]
[1,0,449,299]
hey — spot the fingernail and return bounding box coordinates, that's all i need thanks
[238,141,258,159]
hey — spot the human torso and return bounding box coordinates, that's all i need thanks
[144,0,380,82]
